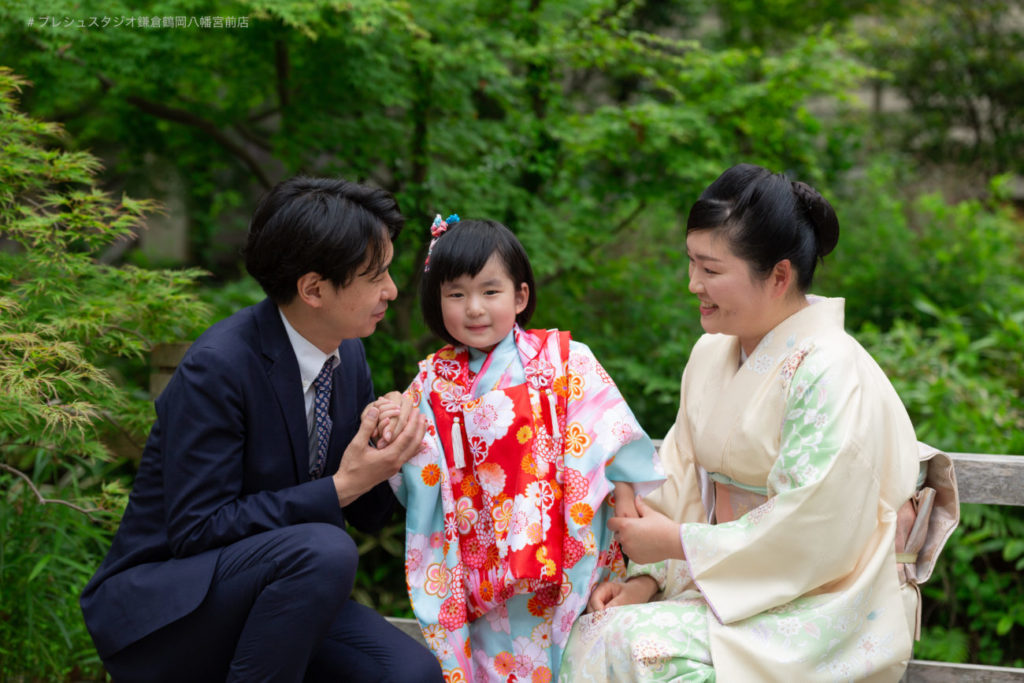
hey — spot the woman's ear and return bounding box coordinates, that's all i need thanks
[769,260,795,298]
[515,282,530,314]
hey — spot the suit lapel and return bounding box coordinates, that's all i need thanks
[255,298,311,481]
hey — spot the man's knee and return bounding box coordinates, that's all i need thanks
[388,642,443,683]
[288,523,358,592]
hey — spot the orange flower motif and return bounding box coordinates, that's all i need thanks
[464,639,472,659]
[460,475,481,497]
[516,425,533,443]
[527,593,555,618]
[532,667,553,683]
[521,453,539,476]
[550,480,563,500]
[569,502,594,526]
[484,545,501,570]
[438,347,457,360]
[444,667,468,683]
[564,423,591,457]
[421,463,441,486]
[494,652,515,676]
[552,376,569,398]
[479,580,494,601]
[567,374,585,400]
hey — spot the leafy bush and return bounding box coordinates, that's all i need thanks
[0,67,209,681]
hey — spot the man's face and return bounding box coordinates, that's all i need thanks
[320,238,398,340]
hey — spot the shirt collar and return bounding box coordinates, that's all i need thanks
[278,308,340,392]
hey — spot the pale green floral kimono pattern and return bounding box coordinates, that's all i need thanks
[560,348,899,682]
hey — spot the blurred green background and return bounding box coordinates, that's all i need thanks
[1,0,1022,679]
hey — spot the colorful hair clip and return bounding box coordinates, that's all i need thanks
[424,213,459,270]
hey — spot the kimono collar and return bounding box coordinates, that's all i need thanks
[468,327,518,372]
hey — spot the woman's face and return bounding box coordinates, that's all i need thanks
[686,229,778,355]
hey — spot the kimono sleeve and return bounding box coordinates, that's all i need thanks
[393,362,445,507]
[627,364,707,594]
[564,341,663,488]
[679,350,887,624]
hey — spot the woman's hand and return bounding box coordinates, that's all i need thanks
[607,496,685,565]
[586,575,659,613]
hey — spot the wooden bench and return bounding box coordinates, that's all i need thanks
[386,451,1024,679]
[902,452,1024,681]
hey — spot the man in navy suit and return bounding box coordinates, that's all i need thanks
[80,177,442,682]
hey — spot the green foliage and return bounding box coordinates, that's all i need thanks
[857,0,1024,174]
[0,67,209,681]
[1,0,1022,672]
[0,0,875,429]
[827,164,1024,666]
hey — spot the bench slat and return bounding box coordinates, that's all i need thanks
[385,618,1024,680]
[648,440,1024,507]
[905,658,1024,681]
[949,452,1024,507]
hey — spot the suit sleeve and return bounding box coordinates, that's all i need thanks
[162,345,344,558]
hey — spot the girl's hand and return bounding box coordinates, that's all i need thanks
[607,496,684,565]
[612,482,638,518]
[586,575,658,613]
[362,395,403,445]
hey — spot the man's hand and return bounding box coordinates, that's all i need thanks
[607,496,684,565]
[586,575,659,613]
[333,405,427,507]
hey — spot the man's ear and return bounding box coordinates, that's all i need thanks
[295,272,324,308]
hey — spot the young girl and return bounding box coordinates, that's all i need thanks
[386,215,664,682]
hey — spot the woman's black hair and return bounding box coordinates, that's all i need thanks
[420,218,537,346]
[245,176,404,304]
[685,164,839,291]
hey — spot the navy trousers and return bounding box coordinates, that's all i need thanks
[102,523,442,683]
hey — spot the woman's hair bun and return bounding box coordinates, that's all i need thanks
[791,180,839,257]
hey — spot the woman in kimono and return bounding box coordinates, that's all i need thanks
[560,164,925,681]
[387,216,665,682]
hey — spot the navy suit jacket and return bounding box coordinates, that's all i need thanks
[80,298,395,658]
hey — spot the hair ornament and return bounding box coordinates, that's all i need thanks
[424,213,459,270]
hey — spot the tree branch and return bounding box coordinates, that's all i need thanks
[0,462,101,522]
[42,38,274,189]
[540,200,647,288]
[124,95,273,189]
[275,39,290,109]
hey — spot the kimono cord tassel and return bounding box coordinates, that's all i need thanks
[547,391,560,444]
[452,416,466,469]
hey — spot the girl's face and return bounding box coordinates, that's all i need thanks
[686,229,780,355]
[440,253,529,352]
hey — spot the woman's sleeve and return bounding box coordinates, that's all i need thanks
[625,366,708,595]
[678,352,883,624]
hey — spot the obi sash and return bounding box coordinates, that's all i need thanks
[427,329,572,622]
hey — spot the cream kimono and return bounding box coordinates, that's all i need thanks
[561,297,924,682]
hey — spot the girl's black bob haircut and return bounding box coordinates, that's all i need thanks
[420,218,537,346]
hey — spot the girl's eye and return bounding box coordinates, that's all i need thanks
[445,291,463,299]
[485,289,500,296]
[704,268,717,275]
